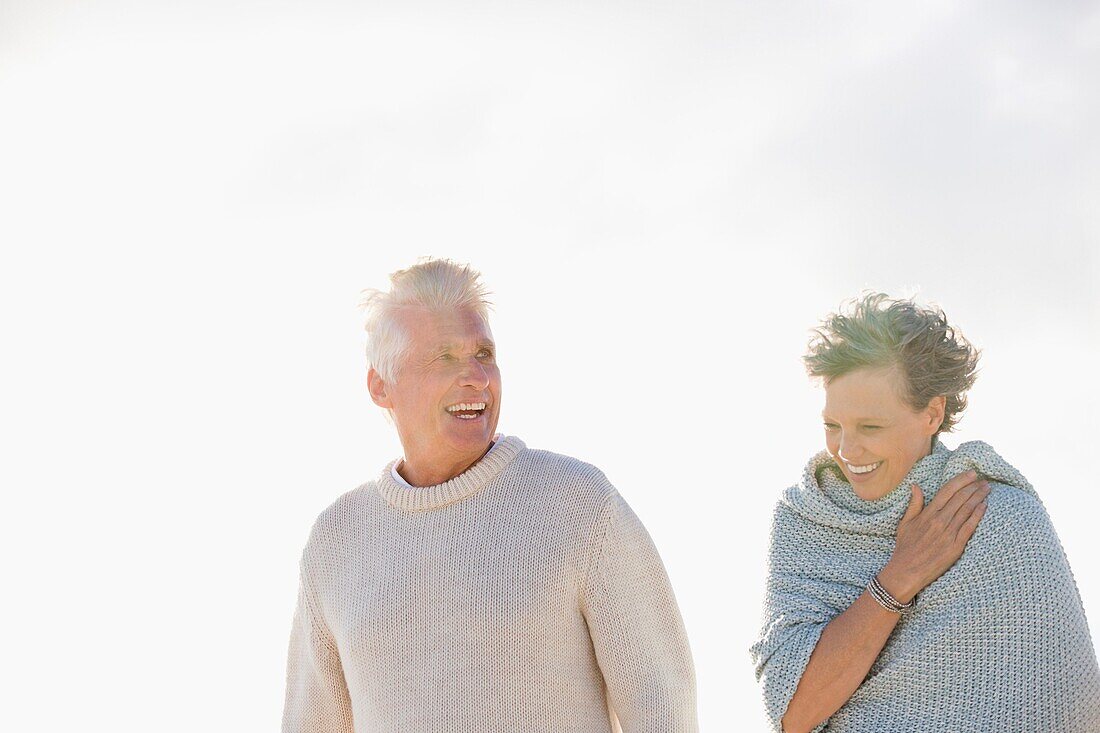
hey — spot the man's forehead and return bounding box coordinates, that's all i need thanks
[400,306,493,346]
[431,331,495,349]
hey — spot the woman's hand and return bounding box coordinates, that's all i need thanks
[878,470,990,603]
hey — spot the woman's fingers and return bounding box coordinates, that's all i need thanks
[941,480,990,524]
[901,485,924,525]
[946,482,990,530]
[954,498,988,546]
[928,469,979,510]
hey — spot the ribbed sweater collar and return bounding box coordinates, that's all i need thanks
[784,439,1034,536]
[377,435,525,512]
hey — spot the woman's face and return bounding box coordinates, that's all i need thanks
[822,366,946,501]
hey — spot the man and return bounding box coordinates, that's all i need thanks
[283,258,697,732]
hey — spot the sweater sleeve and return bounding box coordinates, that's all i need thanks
[749,507,833,733]
[581,490,698,733]
[282,563,355,733]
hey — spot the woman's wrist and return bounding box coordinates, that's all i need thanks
[877,563,920,604]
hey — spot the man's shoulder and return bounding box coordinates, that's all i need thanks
[303,480,379,551]
[508,445,620,508]
[514,445,610,479]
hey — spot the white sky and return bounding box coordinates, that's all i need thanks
[2,2,1098,730]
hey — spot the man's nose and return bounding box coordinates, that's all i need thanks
[458,357,490,390]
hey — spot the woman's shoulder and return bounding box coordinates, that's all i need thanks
[984,477,1047,517]
[948,439,1035,492]
[977,479,1060,553]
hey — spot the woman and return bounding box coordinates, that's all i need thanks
[750,293,1100,733]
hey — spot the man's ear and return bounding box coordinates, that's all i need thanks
[926,395,947,434]
[367,367,392,409]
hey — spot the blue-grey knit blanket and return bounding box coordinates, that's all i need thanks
[750,440,1100,732]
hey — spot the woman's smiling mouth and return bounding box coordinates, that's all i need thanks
[845,460,882,476]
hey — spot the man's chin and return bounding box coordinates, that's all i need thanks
[444,430,494,457]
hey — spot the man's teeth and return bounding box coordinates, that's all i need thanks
[847,461,882,475]
[446,402,486,417]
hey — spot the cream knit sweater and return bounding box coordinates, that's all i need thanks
[282,436,697,733]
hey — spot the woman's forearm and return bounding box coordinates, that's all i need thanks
[780,590,904,733]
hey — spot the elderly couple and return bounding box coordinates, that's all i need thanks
[283,259,1100,733]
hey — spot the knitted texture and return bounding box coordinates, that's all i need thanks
[750,440,1100,732]
[283,436,698,733]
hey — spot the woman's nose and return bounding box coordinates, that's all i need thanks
[837,434,862,462]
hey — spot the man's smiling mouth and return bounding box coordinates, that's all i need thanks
[446,402,487,420]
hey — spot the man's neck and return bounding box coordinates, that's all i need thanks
[397,442,495,487]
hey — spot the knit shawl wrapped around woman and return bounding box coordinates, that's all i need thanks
[750,439,1100,732]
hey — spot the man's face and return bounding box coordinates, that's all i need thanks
[371,306,501,484]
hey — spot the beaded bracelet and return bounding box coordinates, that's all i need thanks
[867,575,915,614]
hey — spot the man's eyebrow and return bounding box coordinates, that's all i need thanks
[431,340,495,351]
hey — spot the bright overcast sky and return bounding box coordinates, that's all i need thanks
[2,2,1098,730]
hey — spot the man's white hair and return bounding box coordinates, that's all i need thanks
[360,258,493,383]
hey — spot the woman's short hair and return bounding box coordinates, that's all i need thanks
[360,258,493,383]
[804,292,980,434]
